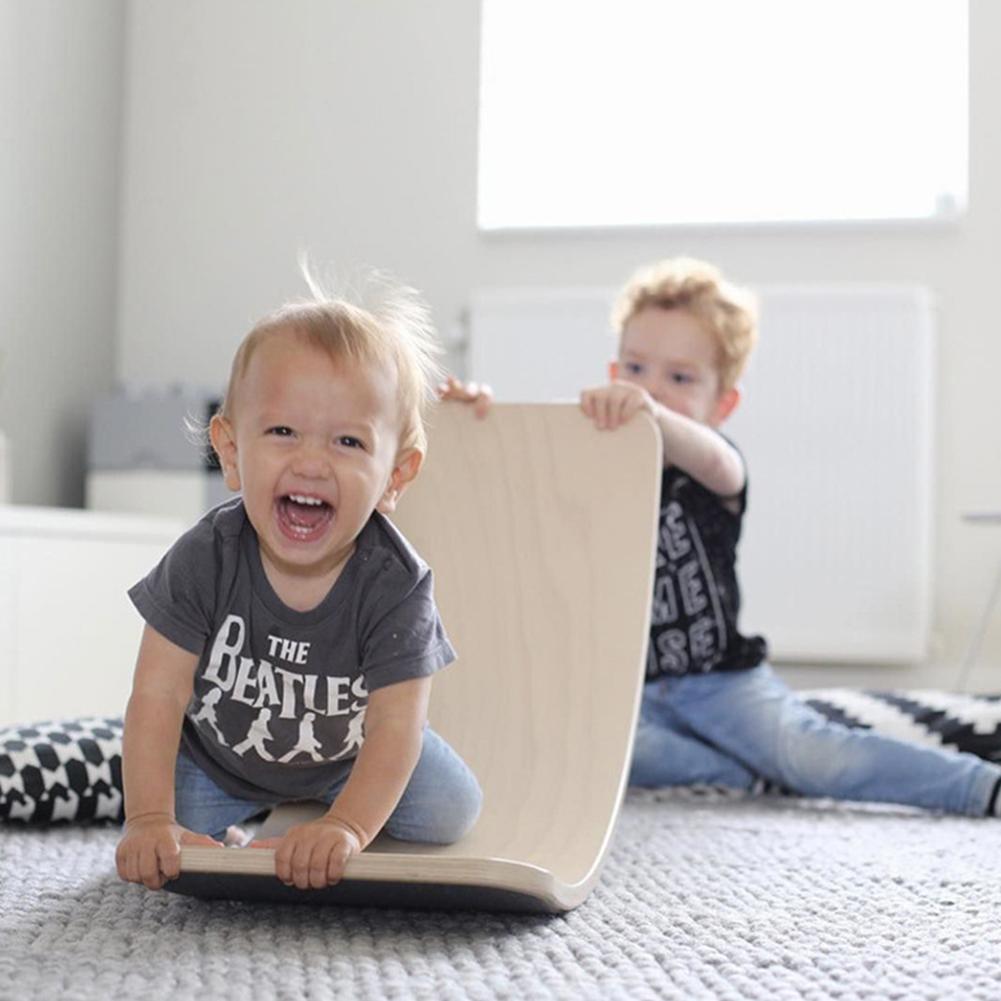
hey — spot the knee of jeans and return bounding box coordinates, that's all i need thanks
[628,723,662,787]
[393,769,483,845]
[430,772,484,844]
[776,714,864,795]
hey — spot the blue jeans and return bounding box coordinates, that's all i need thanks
[629,663,1001,817]
[174,725,483,843]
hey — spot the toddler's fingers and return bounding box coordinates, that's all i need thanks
[157,840,181,881]
[596,393,614,430]
[608,394,626,429]
[124,846,144,886]
[115,843,129,882]
[118,849,138,884]
[461,381,492,415]
[309,843,333,890]
[326,841,354,886]
[138,843,164,890]
[619,393,642,426]
[273,836,293,884]
[603,390,623,428]
[621,392,637,425]
[473,384,494,419]
[437,375,461,400]
[583,390,602,426]
[296,840,328,891]
[288,837,316,890]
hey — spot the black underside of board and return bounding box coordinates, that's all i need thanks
[164,870,560,913]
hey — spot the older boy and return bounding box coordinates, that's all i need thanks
[447,257,1001,817]
[117,276,482,892]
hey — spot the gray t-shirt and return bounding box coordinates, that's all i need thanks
[128,498,455,801]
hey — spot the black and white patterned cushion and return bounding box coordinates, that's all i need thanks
[804,689,1001,763]
[0,717,124,823]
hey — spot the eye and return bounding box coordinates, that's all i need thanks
[670,372,695,385]
[623,361,644,375]
[337,435,366,450]
[266,426,295,437]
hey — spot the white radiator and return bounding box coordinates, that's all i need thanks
[467,284,935,664]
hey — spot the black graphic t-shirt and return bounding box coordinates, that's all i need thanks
[128,499,455,802]
[646,452,768,679]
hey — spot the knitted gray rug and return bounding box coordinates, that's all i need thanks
[2,789,1000,1001]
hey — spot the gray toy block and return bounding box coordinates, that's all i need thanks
[88,389,221,472]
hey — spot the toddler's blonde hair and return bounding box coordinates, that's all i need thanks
[220,263,445,455]
[612,257,758,392]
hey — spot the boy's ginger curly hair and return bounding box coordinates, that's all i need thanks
[612,258,758,392]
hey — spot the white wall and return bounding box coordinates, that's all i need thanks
[115,0,1001,689]
[0,0,125,506]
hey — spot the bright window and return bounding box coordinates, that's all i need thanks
[478,0,968,229]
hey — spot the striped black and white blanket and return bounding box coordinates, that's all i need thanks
[803,689,1001,764]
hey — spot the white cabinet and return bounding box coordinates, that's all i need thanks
[0,506,184,726]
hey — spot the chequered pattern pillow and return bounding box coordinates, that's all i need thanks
[804,689,1001,764]
[0,717,124,823]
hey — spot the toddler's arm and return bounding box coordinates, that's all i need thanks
[265,675,432,890]
[580,381,745,497]
[115,624,221,890]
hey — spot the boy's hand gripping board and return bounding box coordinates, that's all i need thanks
[168,404,661,911]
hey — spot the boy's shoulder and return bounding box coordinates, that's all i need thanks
[197,495,248,533]
[167,496,247,565]
[355,512,430,588]
[186,495,247,540]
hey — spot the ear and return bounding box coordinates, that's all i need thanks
[209,414,242,492]
[377,448,424,514]
[710,385,741,426]
[608,359,620,382]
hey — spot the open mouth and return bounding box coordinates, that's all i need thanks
[275,493,334,543]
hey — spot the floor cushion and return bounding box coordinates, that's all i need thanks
[0,717,124,823]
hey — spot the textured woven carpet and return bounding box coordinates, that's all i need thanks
[2,789,1000,1001]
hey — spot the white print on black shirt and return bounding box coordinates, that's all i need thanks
[231,708,275,760]
[190,686,228,747]
[194,613,369,763]
[651,500,728,675]
[278,713,324,763]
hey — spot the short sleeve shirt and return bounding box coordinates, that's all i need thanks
[646,451,768,679]
[128,499,455,801]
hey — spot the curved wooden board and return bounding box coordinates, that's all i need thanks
[169,404,661,911]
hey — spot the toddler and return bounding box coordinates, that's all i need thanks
[116,272,482,891]
[446,257,1001,818]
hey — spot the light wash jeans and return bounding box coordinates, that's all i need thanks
[174,725,482,843]
[629,663,1001,817]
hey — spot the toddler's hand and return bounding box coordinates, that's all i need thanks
[580,381,654,431]
[438,375,493,419]
[116,813,223,890]
[261,815,363,889]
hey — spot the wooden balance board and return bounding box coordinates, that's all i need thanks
[167,403,661,912]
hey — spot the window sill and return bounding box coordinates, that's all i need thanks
[476,212,966,240]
